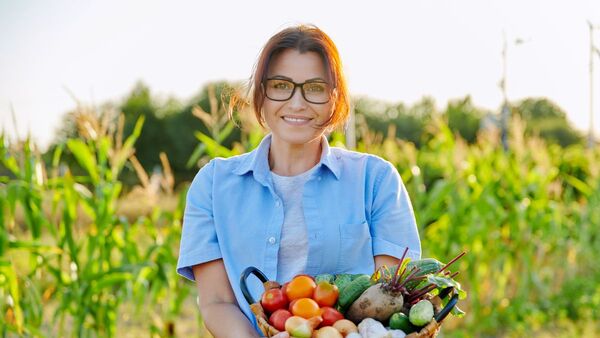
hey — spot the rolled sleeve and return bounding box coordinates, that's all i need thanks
[176,160,222,282]
[372,237,421,261]
[370,160,421,260]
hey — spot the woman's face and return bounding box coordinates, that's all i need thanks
[262,49,334,147]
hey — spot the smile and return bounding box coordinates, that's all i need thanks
[281,116,313,125]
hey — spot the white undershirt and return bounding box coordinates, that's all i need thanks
[271,165,319,283]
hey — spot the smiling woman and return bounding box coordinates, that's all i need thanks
[176,24,421,338]
[261,49,335,166]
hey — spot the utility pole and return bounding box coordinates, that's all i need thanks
[588,21,600,148]
[500,32,509,151]
[499,31,527,151]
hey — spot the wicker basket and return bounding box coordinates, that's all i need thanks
[240,267,459,338]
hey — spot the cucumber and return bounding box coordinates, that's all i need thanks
[333,274,354,291]
[407,258,444,275]
[404,258,444,290]
[315,273,335,284]
[389,312,418,333]
[337,274,372,311]
[349,274,363,281]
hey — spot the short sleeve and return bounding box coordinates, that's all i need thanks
[176,160,222,281]
[370,160,421,260]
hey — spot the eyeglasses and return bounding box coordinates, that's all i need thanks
[264,78,332,104]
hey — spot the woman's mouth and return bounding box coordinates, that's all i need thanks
[281,115,313,126]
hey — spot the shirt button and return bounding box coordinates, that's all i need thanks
[268,237,276,244]
[275,200,280,207]
[317,176,322,181]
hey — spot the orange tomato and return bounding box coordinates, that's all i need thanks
[285,275,317,301]
[288,299,298,312]
[291,298,321,319]
[312,281,339,307]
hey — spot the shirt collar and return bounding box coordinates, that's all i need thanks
[233,133,341,181]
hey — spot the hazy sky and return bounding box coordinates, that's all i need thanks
[2,0,600,148]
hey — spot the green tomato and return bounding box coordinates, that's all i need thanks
[409,300,434,326]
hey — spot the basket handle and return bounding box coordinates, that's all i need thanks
[240,266,269,305]
[434,287,459,323]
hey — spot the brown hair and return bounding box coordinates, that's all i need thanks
[250,24,350,130]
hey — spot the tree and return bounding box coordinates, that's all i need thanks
[119,81,167,186]
[354,96,435,147]
[514,98,583,147]
[444,96,486,143]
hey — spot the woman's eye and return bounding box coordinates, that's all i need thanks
[272,81,292,90]
[305,83,325,92]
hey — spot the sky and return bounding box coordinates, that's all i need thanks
[1,0,600,149]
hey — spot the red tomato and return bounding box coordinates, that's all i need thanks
[269,309,293,331]
[312,281,339,307]
[319,306,344,327]
[282,282,290,298]
[261,288,288,314]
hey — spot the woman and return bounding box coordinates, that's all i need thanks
[177,24,421,337]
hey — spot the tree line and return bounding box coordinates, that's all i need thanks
[46,80,585,189]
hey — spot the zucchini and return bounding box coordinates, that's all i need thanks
[337,274,372,311]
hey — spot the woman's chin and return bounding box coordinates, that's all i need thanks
[272,129,322,147]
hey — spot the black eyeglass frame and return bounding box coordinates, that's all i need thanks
[263,78,333,104]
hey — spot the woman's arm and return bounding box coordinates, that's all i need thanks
[374,254,400,272]
[369,160,422,261]
[193,259,261,338]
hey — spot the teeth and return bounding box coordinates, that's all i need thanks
[283,116,310,122]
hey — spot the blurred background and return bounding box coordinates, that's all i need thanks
[1,1,600,337]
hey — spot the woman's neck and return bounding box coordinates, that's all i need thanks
[268,135,322,176]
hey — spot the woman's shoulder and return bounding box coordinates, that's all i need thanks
[329,146,394,170]
[192,152,254,180]
[210,152,251,168]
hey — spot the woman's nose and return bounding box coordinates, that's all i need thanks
[288,87,308,110]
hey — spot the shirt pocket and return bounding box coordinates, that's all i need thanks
[337,221,374,272]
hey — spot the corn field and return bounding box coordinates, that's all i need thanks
[1,105,599,337]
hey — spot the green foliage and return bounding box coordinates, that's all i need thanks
[5,82,598,337]
[397,118,599,337]
[445,96,486,143]
[514,98,584,147]
[354,96,436,147]
[0,117,190,337]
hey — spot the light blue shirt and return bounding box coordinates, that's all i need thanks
[176,133,421,332]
